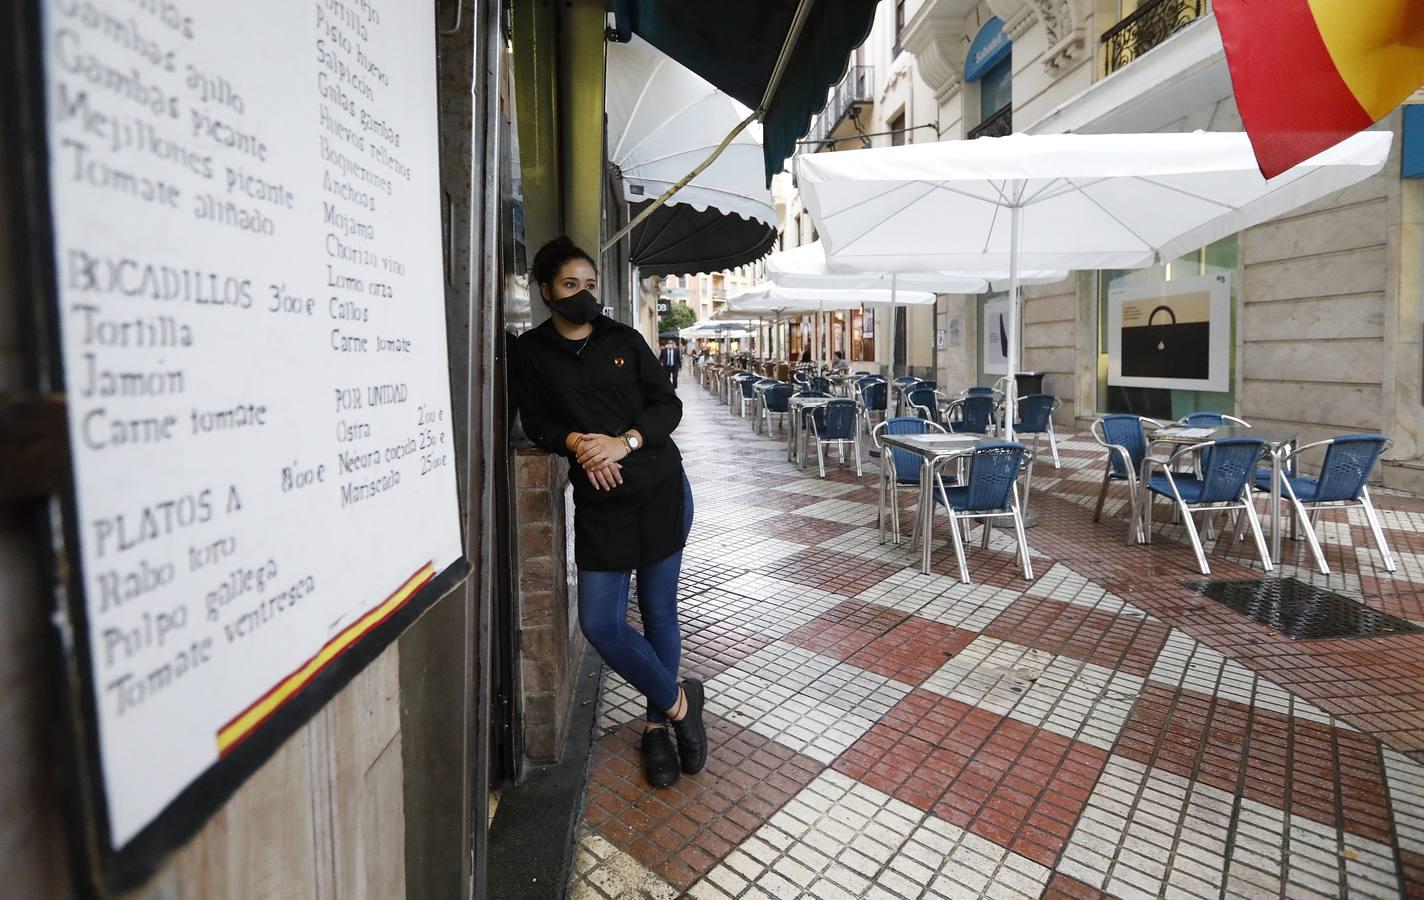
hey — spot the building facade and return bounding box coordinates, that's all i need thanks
[782,0,1424,487]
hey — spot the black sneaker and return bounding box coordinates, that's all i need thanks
[669,679,708,774]
[641,725,680,788]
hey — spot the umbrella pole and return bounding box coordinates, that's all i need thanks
[1005,204,1021,442]
[890,272,898,380]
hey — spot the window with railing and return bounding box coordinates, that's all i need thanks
[796,65,874,155]
[894,0,905,56]
[1101,0,1207,75]
[969,54,1012,140]
[968,105,1011,140]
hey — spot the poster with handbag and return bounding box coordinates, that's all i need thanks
[982,297,1010,375]
[1107,273,1231,392]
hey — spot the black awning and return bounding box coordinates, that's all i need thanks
[628,201,777,278]
[615,0,879,182]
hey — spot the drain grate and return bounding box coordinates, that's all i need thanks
[1181,577,1424,640]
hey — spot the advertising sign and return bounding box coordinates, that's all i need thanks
[36,0,467,885]
[1107,274,1232,392]
[982,297,1010,375]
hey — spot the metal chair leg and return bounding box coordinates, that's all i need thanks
[1012,487,1034,580]
[1092,467,1112,523]
[1292,497,1329,575]
[980,515,992,550]
[946,511,971,584]
[878,458,888,541]
[1241,493,1274,573]
[854,434,863,477]
[1126,486,1142,546]
[1143,489,1154,544]
[1047,423,1061,469]
[817,442,827,479]
[1178,502,1210,575]
[1359,488,1398,573]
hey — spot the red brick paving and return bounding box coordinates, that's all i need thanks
[574,391,1424,898]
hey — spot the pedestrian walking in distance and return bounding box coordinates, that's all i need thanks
[514,236,707,788]
[660,339,682,388]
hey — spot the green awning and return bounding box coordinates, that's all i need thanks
[614,0,879,184]
[629,201,778,277]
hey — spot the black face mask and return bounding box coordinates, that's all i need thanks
[549,288,602,325]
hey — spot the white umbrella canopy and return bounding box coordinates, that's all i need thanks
[767,240,1066,291]
[606,35,775,228]
[797,130,1393,437]
[726,281,937,314]
[797,131,1391,272]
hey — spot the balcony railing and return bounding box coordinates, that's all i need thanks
[798,65,874,154]
[968,105,1012,140]
[1101,0,1207,75]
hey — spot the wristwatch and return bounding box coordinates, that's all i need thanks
[622,432,641,452]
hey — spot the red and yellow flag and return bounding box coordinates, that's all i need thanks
[1214,0,1424,178]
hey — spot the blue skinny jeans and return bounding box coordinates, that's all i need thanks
[577,474,694,724]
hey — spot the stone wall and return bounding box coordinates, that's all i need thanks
[1020,274,1083,424]
[513,448,582,765]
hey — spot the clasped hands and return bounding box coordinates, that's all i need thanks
[567,432,629,491]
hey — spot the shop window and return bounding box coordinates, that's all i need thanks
[1095,236,1238,419]
[850,307,876,361]
[889,112,906,147]
[980,58,1011,124]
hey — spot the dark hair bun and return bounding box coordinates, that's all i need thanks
[530,235,597,286]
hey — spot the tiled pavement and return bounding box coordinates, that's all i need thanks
[570,378,1424,899]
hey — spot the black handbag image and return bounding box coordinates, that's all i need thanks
[998,313,1008,359]
[1120,296,1211,380]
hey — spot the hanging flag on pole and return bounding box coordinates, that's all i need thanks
[1214,0,1424,178]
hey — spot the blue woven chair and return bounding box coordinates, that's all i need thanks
[1180,412,1250,428]
[1176,411,1250,475]
[736,376,760,418]
[860,381,889,435]
[930,441,1033,584]
[1141,436,1271,575]
[762,383,794,436]
[1250,434,1395,575]
[906,388,947,427]
[963,386,998,398]
[891,376,921,416]
[810,376,832,394]
[944,396,997,435]
[1012,393,1063,469]
[1091,414,1164,544]
[871,416,947,544]
[805,399,862,478]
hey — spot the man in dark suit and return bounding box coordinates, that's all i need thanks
[659,340,682,387]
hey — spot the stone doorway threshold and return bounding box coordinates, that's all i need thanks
[487,644,603,899]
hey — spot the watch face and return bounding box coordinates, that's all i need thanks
[628,436,640,449]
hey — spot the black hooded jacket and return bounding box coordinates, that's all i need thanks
[514,315,686,570]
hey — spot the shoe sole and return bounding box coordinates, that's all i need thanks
[681,680,709,774]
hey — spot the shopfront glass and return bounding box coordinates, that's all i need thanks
[850,307,875,361]
[1095,236,1238,420]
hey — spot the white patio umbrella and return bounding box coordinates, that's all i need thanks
[767,240,1065,291]
[797,130,1393,439]
[726,282,938,312]
[766,240,1067,376]
[728,281,938,363]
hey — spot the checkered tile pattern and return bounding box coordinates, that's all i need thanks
[570,381,1424,899]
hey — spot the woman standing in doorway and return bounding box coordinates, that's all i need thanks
[514,236,706,788]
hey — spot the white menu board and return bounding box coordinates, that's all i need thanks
[39,0,464,852]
